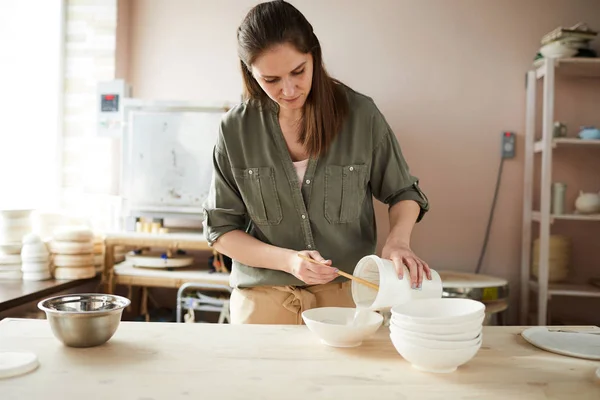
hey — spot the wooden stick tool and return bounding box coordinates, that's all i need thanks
[297,254,379,291]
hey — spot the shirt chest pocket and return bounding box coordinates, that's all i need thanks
[233,167,283,225]
[324,164,369,224]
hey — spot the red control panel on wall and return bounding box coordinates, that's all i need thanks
[101,94,119,112]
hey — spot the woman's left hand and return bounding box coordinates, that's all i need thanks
[381,241,431,289]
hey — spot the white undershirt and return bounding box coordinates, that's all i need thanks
[292,159,309,187]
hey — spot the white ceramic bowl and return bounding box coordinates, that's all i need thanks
[389,324,482,341]
[390,327,482,349]
[390,315,484,335]
[540,41,578,58]
[391,298,485,325]
[302,307,383,348]
[0,209,33,219]
[21,242,49,260]
[0,243,22,255]
[390,333,481,373]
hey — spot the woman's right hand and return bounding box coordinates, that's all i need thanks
[285,250,339,285]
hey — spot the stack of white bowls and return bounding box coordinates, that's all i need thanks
[21,234,51,281]
[0,210,33,278]
[0,251,22,280]
[0,210,33,245]
[49,226,96,280]
[389,298,485,373]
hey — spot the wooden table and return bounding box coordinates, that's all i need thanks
[102,231,229,320]
[113,260,229,289]
[1,319,599,399]
[102,231,218,293]
[0,278,97,313]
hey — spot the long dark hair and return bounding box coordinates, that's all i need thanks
[237,0,349,157]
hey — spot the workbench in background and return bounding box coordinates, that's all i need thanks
[0,276,98,318]
[102,231,230,320]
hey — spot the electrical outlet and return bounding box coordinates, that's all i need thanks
[501,131,515,159]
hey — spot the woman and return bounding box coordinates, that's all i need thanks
[203,0,431,324]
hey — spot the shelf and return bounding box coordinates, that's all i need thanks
[532,211,600,222]
[522,54,600,325]
[534,137,600,153]
[535,57,600,79]
[529,279,600,298]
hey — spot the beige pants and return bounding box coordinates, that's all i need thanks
[230,281,354,325]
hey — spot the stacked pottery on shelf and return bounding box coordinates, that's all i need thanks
[0,250,22,280]
[531,235,571,282]
[49,226,96,280]
[21,234,51,281]
[534,23,598,65]
[0,210,34,281]
[93,235,105,274]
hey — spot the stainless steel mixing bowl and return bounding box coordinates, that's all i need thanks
[38,293,131,348]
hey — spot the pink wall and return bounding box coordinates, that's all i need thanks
[117,0,600,323]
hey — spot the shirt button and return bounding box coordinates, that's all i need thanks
[305,179,311,184]
[349,166,354,171]
[307,244,312,249]
[248,170,253,175]
[301,214,306,219]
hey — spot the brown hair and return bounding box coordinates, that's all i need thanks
[237,0,349,157]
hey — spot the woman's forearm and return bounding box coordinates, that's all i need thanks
[212,230,295,272]
[385,200,421,246]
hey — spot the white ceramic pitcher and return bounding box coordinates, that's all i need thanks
[351,255,443,310]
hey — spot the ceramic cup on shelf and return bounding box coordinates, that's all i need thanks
[551,182,567,215]
[552,122,567,138]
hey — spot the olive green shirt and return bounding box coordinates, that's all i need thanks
[202,84,429,288]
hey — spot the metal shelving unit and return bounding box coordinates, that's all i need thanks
[520,57,600,326]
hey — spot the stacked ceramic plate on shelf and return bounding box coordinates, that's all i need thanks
[0,209,33,245]
[389,298,485,373]
[0,210,34,280]
[93,235,105,273]
[0,249,22,280]
[21,234,51,280]
[49,226,96,280]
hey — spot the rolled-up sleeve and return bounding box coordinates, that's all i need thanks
[369,108,430,222]
[202,142,247,246]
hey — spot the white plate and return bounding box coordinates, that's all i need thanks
[23,271,51,281]
[521,327,600,361]
[52,226,93,242]
[0,270,23,280]
[0,209,32,219]
[50,240,94,255]
[53,266,96,280]
[0,352,39,379]
[21,261,50,273]
[0,254,21,265]
[53,253,94,267]
[126,251,193,269]
[0,264,22,272]
[0,243,22,255]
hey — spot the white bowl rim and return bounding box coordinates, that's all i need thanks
[38,293,131,315]
[302,307,383,327]
[391,298,485,320]
[390,331,482,346]
[389,325,482,339]
[390,333,482,351]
